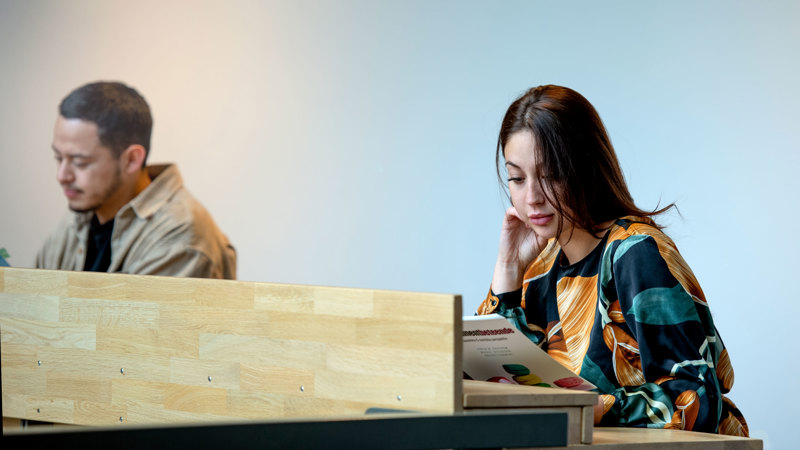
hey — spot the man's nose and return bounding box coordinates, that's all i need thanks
[57,161,73,184]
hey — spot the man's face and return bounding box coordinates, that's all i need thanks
[52,116,122,216]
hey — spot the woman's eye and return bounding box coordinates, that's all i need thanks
[507,177,524,184]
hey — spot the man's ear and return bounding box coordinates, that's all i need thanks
[120,144,147,174]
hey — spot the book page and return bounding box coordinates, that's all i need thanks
[463,314,595,390]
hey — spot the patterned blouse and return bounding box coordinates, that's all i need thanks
[477,216,748,436]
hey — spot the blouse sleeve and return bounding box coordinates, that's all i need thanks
[476,288,522,315]
[598,233,726,433]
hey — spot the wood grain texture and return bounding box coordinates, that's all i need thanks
[0,293,60,321]
[4,270,68,296]
[1,343,38,369]
[463,379,597,446]
[239,364,315,394]
[97,327,199,358]
[254,284,315,313]
[462,379,598,408]
[35,347,171,382]
[587,427,763,449]
[1,317,96,350]
[1,267,462,425]
[60,298,160,328]
[3,393,75,424]
[582,405,594,444]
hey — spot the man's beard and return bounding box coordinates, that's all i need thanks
[68,167,123,214]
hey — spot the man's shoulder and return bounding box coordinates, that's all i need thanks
[119,176,235,279]
[43,211,89,241]
[132,165,213,231]
[120,164,232,257]
[37,211,89,269]
[153,185,218,229]
[134,179,229,250]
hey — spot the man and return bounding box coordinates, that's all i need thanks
[37,81,236,279]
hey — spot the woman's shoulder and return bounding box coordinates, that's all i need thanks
[603,216,707,309]
[603,215,683,266]
[607,216,674,247]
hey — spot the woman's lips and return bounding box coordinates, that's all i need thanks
[528,214,553,226]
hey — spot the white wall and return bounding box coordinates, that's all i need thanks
[1,0,796,446]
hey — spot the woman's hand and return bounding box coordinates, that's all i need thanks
[594,395,605,425]
[491,206,548,294]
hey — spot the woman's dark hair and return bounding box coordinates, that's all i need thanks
[59,81,152,166]
[496,85,674,237]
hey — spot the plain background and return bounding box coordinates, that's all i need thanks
[1,1,797,447]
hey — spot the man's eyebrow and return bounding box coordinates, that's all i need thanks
[51,146,90,159]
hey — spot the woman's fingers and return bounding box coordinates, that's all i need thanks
[506,206,526,224]
[493,208,546,294]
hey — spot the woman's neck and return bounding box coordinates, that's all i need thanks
[558,220,615,265]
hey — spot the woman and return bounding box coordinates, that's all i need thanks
[477,85,747,436]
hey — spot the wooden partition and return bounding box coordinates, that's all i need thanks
[0,267,462,425]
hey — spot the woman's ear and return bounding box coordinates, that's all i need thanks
[120,144,147,174]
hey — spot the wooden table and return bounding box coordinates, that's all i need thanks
[462,380,762,449]
[463,379,597,445]
[0,268,764,448]
[586,428,762,449]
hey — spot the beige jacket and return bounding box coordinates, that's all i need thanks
[36,164,236,279]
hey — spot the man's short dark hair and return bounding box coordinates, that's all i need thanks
[59,81,152,165]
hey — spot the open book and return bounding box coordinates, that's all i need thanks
[463,314,596,390]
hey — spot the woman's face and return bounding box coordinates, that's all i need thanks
[504,130,571,241]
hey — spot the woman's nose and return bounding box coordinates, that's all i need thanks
[526,180,544,205]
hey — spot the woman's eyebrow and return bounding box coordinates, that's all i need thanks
[504,161,521,169]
